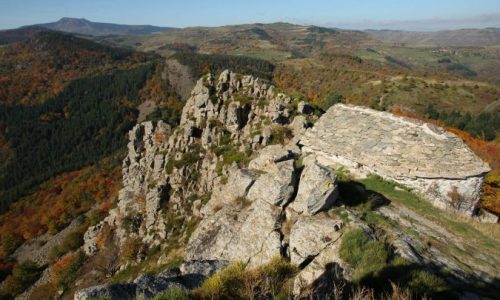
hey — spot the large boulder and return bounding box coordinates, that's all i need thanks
[289,215,343,266]
[201,167,257,216]
[180,260,229,277]
[293,242,348,296]
[247,159,297,207]
[75,283,136,300]
[185,199,282,267]
[300,104,491,215]
[248,144,297,172]
[289,156,339,215]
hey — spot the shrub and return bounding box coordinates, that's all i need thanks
[0,260,43,297]
[28,282,58,300]
[0,233,23,257]
[407,269,449,296]
[339,228,389,282]
[49,230,84,260]
[319,91,344,111]
[153,287,189,300]
[51,250,86,290]
[195,257,298,299]
[196,261,247,299]
[270,126,293,145]
[122,237,143,262]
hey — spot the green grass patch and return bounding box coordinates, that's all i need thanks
[339,228,452,298]
[153,287,189,300]
[359,175,499,253]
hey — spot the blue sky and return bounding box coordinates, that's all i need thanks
[0,0,499,31]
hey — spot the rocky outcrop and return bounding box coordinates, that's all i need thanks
[78,71,495,299]
[288,155,339,215]
[83,69,308,261]
[186,150,290,267]
[289,215,343,266]
[300,104,491,215]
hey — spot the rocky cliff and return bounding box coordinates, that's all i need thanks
[76,70,497,299]
[83,69,313,257]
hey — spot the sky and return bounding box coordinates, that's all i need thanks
[0,0,499,31]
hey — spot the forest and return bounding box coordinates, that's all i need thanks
[172,52,275,81]
[425,104,499,141]
[0,63,155,211]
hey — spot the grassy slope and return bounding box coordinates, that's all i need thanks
[357,176,499,296]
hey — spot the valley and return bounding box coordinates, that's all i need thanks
[0,16,498,300]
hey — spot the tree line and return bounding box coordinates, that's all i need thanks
[425,104,499,141]
[172,52,275,81]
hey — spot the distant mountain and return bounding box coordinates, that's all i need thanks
[32,17,173,36]
[365,28,500,46]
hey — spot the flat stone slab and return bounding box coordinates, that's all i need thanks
[300,104,490,180]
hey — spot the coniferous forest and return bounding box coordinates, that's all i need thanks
[0,63,154,211]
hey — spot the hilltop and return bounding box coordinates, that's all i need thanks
[365,28,500,47]
[31,17,173,36]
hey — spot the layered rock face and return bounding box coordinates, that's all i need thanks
[300,104,491,215]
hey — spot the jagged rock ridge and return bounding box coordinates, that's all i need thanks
[77,70,494,299]
[83,69,312,256]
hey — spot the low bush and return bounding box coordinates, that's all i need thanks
[195,256,298,299]
[51,250,86,290]
[49,230,84,260]
[122,237,143,262]
[319,91,344,111]
[339,228,389,283]
[270,125,293,145]
[339,228,452,298]
[153,287,189,300]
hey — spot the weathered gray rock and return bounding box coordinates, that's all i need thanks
[289,215,343,266]
[186,199,282,267]
[180,260,229,277]
[477,209,499,223]
[300,104,491,215]
[83,223,103,256]
[247,159,296,207]
[201,167,256,216]
[290,115,308,136]
[293,242,349,296]
[224,199,283,267]
[75,283,136,300]
[297,101,313,114]
[134,272,188,299]
[248,144,297,172]
[289,156,339,215]
[75,266,208,300]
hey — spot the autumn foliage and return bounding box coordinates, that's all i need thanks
[0,30,152,106]
[51,250,86,290]
[0,160,121,259]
